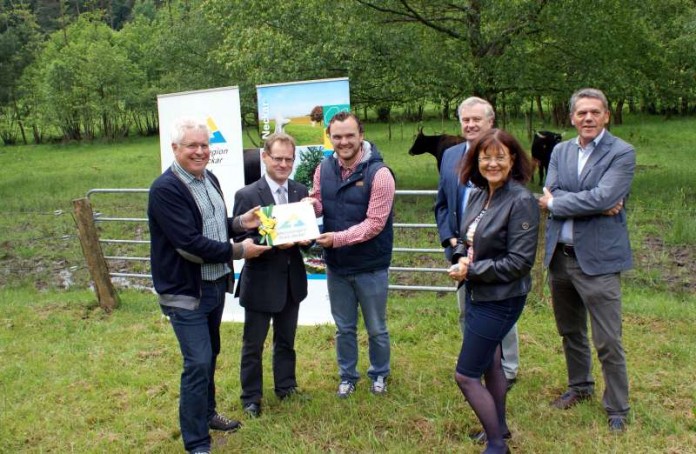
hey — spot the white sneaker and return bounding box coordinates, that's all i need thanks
[337,380,356,398]
[370,376,387,395]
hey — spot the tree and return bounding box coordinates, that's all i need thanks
[0,6,43,144]
[293,146,324,190]
[119,0,232,135]
[203,0,452,129]
[522,0,659,125]
[640,0,696,115]
[26,13,144,140]
[355,0,552,106]
[353,0,696,127]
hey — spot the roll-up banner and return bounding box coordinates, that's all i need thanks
[157,86,244,214]
[252,77,351,325]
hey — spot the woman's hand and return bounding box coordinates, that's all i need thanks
[448,257,470,282]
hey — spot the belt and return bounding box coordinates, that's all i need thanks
[559,243,576,258]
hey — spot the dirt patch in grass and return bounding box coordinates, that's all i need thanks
[632,236,695,293]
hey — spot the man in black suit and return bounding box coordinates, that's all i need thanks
[232,132,310,418]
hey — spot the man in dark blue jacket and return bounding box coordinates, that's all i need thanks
[149,117,268,454]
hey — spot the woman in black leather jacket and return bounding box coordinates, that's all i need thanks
[448,128,539,454]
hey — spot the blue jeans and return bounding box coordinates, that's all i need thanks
[327,267,390,382]
[160,280,226,452]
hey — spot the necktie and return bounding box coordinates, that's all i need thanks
[276,187,287,205]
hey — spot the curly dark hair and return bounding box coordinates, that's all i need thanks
[459,129,533,188]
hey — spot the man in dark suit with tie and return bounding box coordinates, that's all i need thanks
[232,132,310,418]
[434,97,520,392]
[539,88,635,432]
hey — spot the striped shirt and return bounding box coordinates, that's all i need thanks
[309,142,395,248]
[171,161,230,280]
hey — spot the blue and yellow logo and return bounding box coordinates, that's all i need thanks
[278,214,305,230]
[207,117,227,144]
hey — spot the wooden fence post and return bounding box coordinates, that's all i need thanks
[72,197,120,312]
[533,211,548,304]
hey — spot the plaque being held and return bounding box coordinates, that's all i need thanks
[256,201,320,246]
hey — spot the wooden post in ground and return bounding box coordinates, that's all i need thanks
[533,211,548,304]
[72,197,120,312]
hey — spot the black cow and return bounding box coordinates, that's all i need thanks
[531,130,562,185]
[408,128,465,173]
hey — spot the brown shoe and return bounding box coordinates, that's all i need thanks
[550,390,592,409]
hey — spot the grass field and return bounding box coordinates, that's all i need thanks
[0,115,695,452]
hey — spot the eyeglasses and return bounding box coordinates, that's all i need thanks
[267,154,295,164]
[181,142,209,151]
[478,155,510,164]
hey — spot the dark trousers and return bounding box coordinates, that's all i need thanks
[240,295,300,405]
[160,280,226,453]
[549,247,630,416]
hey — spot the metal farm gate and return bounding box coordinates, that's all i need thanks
[73,189,465,310]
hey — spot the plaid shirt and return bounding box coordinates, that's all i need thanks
[309,143,395,248]
[172,161,230,280]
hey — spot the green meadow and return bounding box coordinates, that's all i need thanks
[0,116,694,452]
[282,117,326,145]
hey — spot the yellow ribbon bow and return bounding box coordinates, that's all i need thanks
[256,207,277,246]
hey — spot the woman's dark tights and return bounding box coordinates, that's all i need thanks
[455,344,510,453]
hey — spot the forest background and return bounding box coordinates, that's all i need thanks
[2,0,696,145]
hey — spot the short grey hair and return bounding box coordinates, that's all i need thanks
[569,88,609,113]
[457,97,495,120]
[170,117,209,145]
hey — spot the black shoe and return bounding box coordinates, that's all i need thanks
[277,388,296,400]
[505,377,517,392]
[243,402,261,418]
[550,390,592,409]
[278,387,310,402]
[469,430,512,444]
[608,416,627,432]
[482,442,511,454]
[208,413,241,432]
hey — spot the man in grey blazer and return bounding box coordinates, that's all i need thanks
[232,132,310,418]
[539,88,635,432]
